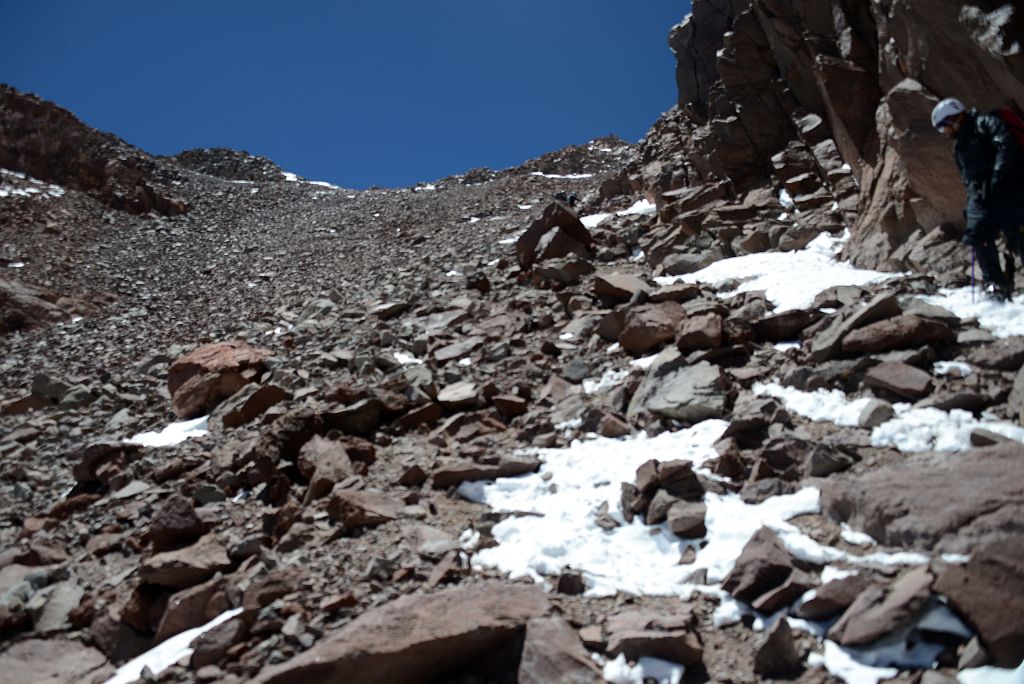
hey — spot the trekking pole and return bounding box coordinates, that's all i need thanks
[971,247,975,304]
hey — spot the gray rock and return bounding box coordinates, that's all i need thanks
[858,399,895,428]
[627,352,732,423]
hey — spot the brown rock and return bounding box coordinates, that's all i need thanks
[437,381,479,412]
[251,581,547,684]
[518,617,603,684]
[828,566,933,646]
[216,384,291,429]
[721,527,800,604]
[0,638,110,684]
[191,616,248,669]
[675,312,723,352]
[619,303,685,354]
[821,443,1024,552]
[754,618,802,676]
[841,315,956,354]
[934,542,1024,667]
[168,340,270,419]
[139,534,232,589]
[796,574,873,621]
[594,273,650,302]
[492,394,528,418]
[147,494,207,552]
[863,361,933,400]
[658,460,705,501]
[431,455,541,489]
[516,202,594,271]
[606,629,703,667]
[297,436,353,501]
[154,576,226,643]
[326,489,403,532]
[666,501,707,539]
[753,309,821,342]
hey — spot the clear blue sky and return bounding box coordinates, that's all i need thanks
[2,2,690,189]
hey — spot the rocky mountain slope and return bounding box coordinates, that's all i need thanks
[2,2,1024,684]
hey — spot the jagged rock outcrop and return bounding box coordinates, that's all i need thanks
[0,84,189,215]
[638,0,1024,277]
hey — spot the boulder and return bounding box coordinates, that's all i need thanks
[215,383,291,428]
[154,576,226,643]
[935,542,1024,667]
[251,581,547,684]
[796,574,873,621]
[721,527,802,604]
[821,443,1024,553]
[437,382,479,412]
[0,638,110,684]
[594,273,650,302]
[807,294,901,362]
[146,494,207,552]
[666,501,707,539]
[619,303,685,354]
[297,436,353,501]
[431,455,541,489]
[754,618,802,676]
[518,617,602,684]
[841,315,956,354]
[168,341,270,418]
[326,489,404,532]
[828,566,933,646]
[752,309,821,343]
[627,352,732,423]
[604,608,702,667]
[675,312,723,352]
[1009,365,1024,426]
[863,362,933,400]
[516,202,594,271]
[139,534,232,589]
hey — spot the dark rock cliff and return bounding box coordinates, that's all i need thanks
[637,0,1024,276]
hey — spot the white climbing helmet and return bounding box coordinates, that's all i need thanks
[931,97,966,130]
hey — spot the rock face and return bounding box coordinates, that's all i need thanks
[642,0,1024,276]
[0,85,188,215]
[252,582,547,684]
[167,340,271,418]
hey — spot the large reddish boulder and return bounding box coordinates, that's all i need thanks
[167,341,271,418]
[251,581,547,684]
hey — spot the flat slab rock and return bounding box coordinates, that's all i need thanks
[252,581,547,684]
[0,638,111,684]
[821,442,1024,554]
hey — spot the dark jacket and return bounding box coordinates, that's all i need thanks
[956,109,1024,241]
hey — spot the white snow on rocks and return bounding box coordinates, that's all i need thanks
[460,422,924,601]
[0,168,66,199]
[653,231,900,312]
[921,287,1024,338]
[126,416,209,447]
[529,171,594,180]
[601,653,684,684]
[104,608,242,684]
[754,382,1024,451]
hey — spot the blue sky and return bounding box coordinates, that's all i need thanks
[2,2,690,189]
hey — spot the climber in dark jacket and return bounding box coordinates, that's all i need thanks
[932,97,1024,300]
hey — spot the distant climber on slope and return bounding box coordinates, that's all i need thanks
[932,97,1024,301]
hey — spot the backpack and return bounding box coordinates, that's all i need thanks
[996,107,1024,150]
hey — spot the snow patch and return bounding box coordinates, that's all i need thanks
[126,416,209,448]
[104,608,242,684]
[654,231,899,312]
[921,287,1024,338]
